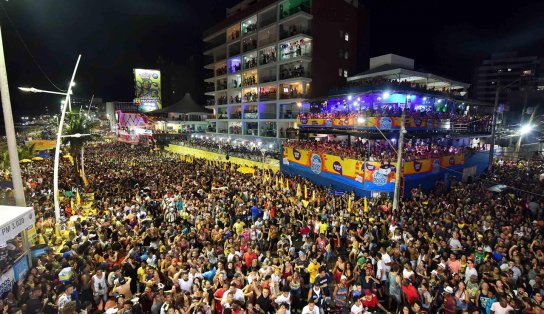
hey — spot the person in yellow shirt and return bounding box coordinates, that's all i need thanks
[307,257,320,284]
[319,221,328,235]
[137,260,147,293]
[233,219,245,235]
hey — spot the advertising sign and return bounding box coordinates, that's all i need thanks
[134,69,162,112]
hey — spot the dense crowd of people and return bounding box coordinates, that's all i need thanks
[299,110,490,126]
[183,139,280,161]
[1,141,543,314]
[284,139,472,162]
[343,77,467,97]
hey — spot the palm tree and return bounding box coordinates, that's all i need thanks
[63,110,96,176]
[18,142,36,160]
[1,143,36,170]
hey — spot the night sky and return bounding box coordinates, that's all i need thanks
[1,0,543,118]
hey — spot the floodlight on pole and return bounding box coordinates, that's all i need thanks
[18,86,71,96]
[520,124,533,135]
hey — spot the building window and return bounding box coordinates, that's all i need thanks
[345,32,349,42]
[343,70,348,77]
[339,68,343,77]
[344,51,349,59]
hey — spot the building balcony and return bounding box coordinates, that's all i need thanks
[259,92,277,101]
[217,97,228,105]
[245,128,258,136]
[228,30,241,42]
[217,84,228,91]
[242,94,258,103]
[279,0,311,20]
[280,27,312,40]
[215,67,227,76]
[229,126,242,134]
[280,92,306,99]
[279,112,299,119]
[260,129,277,137]
[242,76,258,86]
[260,75,277,84]
[280,67,310,80]
[218,128,228,134]
[230,113,242,119]
[218,114,229,119]
[260,54,277,66]
[242,40,258,53]
[259,113,276,119]
[229,96,242,104]
[244,112,259,119]
[205,85,216,92]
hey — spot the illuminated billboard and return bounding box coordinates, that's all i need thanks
[133,69,162,112]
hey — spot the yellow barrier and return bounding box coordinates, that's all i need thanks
[166,144,280,172]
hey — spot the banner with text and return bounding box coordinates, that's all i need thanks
[298,116,450,131]
[134,69,162,112]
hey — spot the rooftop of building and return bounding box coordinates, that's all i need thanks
[348,54,470,91]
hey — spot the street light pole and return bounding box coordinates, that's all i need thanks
[0,26,25,207]
[392,109,405,211]
[53,55,81,223]
[488,85,501,170]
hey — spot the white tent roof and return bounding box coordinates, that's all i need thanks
[0,206,35,245]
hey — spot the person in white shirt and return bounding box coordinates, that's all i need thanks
[274,287,292,314]
[301,299,320,314]
[350,297,364,314]
[464,260,478,283]
[379,246,392,273]
[221,283,245,304]
[174,271,193,292]
[490,296,513,314]
[57,284,73,310]
[375,253,387,282]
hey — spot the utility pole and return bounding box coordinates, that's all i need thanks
[0,26,25,207]
[488,84,501,171]
[392,109,405,211]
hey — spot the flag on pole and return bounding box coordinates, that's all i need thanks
[312,190,316,201]
[76,191,81,206]
[275,176,279,187]
[348,195,352,212]
[304,185,308,199]
[296,184,302,197]
[364,197,368,212]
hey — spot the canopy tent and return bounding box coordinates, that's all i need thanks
[151,93,209,115]
[0,206,35,245]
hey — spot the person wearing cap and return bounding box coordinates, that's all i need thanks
[361,289,391,314]
[332,275,349,308]
[440,286,456,314]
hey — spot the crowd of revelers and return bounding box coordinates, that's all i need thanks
[284,139,472,162]
[182,139,281,161]
[298,111,491,128]
[2,142,544,314]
